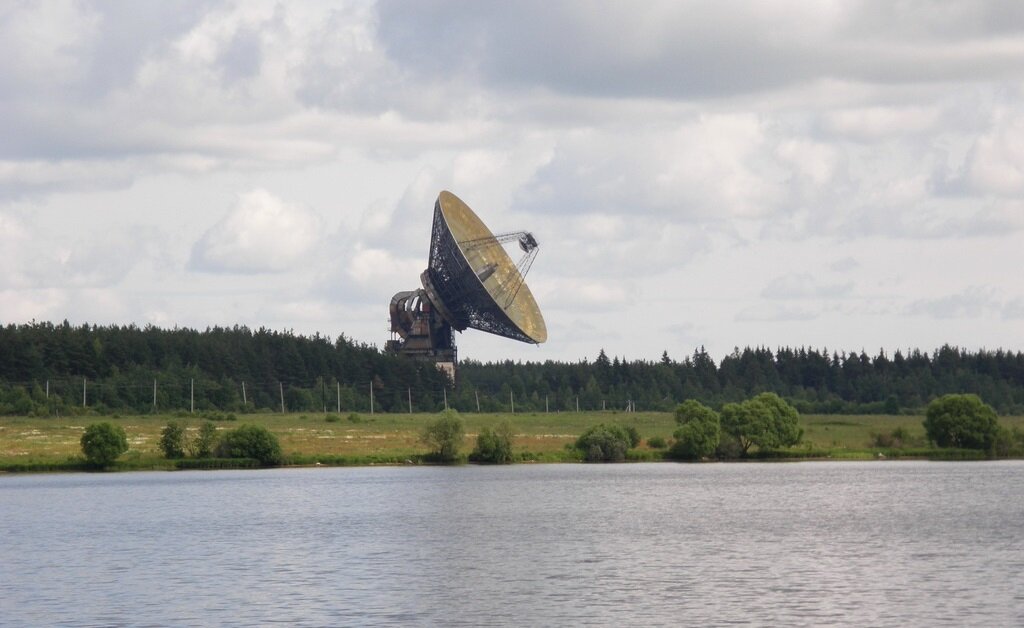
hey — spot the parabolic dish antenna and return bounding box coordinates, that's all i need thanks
[387,191,546,378]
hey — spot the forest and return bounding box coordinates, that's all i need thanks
[1,321,1023,416]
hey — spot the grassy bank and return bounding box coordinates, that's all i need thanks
[2,411,1022,471]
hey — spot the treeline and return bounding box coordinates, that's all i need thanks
[2,322,1023,415]
[0,322,450,415]
[457,346,1024,414]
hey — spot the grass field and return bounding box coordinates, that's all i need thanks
[2,410,1022,470]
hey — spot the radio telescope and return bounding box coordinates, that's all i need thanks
[386,191,547,379]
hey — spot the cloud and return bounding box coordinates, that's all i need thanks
[823,106,944,141]
[963,105,1024,196]
[0,288,66,321]
[536,277,639,312]
[0,212,165,290]
[3,2,1024,363]
[315,242,424,306]
[829,257,860,272]
[1003,298,1024,320]
[735,304,818,322]
[663,322,703,350]
[516,115,784,221]
[762,274,854,300]
[376,1,1024,100]
[906,286,1006,319]
[189,189,323,273]
[0,159,137,200]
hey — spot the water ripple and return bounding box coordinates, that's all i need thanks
[2,461,1023,626]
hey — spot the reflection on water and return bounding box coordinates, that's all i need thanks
[2,461,1023,626]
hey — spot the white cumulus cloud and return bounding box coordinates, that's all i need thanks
[189,189,323,273]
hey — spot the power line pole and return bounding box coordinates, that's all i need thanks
[242,381,247,407]
[279,382,285,413]
[190,378,194,414]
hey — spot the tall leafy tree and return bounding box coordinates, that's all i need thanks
[670,399,720,460]
[923,394,1000,450]
[720,393,801,455]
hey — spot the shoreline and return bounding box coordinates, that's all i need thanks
[3,410,1019,474]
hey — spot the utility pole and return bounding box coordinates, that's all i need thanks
[279,382,285,413]
[408,387,412,414]
[337,382,341,413]
[152,379,157,410]
[545,395,549,413]
[370,381,374,415]
[190,378,194,414]
[510,390,515,414]
[242,381,247,407]
[475,390,480,413]
[82,377,86,407]
[576,396,580,413]
[444,388,448,411]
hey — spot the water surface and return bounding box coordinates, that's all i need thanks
[2,461,1022,626]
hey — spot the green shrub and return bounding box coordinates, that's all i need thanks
[175,458,260,470]
[647,436,667,449]
[872,427,914,449]
[670,400,721,460]
[80,422,129,468]
[714,436,743,459]
[923,394,1000,450]
[216,424,283,466]
[421,409,465,463]
[347,412,362,423]
[575,423,633,462]
[200,410,237,422]
[189,421,218,458]
[622,424,642,448]
[474,421,515,464]
[325,414,341,423]
[159,421,187,459]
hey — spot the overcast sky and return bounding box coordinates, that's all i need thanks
[2,1,1023,364]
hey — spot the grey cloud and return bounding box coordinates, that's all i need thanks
[0,217,166,290]
[376,1,817,99]
[762,274,854,300]
[906,286,1002,319]
[376,1,1024,100]
[829,257,860,272]
[294,6,405,113]
[664,322,703,350]
[0,0,210,104]
[1003,299,1024,320]
[218,26,264,83]
[84,0,214,97]
[734,304,817,322]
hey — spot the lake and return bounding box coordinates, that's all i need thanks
[2,461,1022,626]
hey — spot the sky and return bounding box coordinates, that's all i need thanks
[2,1,1023,364]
